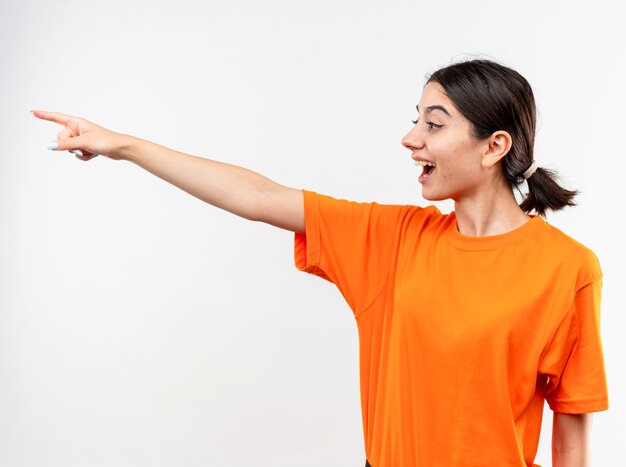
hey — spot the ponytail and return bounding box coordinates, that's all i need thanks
[518,166,578,217]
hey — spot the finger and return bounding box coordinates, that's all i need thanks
[31,110,75,126]
[58,128,73,139]
[71,149,99,158]
[48,135,84,151]
[74,151,98,161]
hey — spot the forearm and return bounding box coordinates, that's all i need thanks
[552,445,590,467]
[118,135,276,221]
[552,413,593,467]
[32,110,304,231]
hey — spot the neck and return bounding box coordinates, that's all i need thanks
[453,183,531,237]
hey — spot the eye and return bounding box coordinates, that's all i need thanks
[411,118,443,131]
[411,118,442,131]
[427,121,442,131]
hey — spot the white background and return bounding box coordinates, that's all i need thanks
[1,0,624,465]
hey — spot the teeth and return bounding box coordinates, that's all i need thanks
[414,160,436,167]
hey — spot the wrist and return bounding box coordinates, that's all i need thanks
[114,133,141,162]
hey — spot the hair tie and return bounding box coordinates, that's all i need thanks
[523,161,538,179]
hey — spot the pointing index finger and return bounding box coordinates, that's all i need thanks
[31,110,75,126]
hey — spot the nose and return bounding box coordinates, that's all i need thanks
[401,124,425,153]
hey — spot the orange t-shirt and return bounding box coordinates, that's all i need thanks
[293,190,609,467]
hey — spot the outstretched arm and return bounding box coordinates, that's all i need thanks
[32,110,305,233]
[552,412,593,467]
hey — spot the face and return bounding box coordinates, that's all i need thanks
[401,81,491,202]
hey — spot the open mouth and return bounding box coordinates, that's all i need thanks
[415,160,436,178]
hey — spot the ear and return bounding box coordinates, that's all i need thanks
[481,130,512,168]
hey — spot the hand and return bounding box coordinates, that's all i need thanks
[31,110,129,161]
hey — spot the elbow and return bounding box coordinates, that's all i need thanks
[552,412,593,467]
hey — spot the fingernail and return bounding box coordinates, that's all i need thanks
[47,141,59,150]
[72,149,83,157]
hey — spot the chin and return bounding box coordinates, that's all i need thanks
[421,189,449,202]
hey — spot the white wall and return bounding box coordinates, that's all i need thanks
[1,0,624,465]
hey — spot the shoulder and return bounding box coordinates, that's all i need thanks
[305,190,444,224]
[537,219,602,287]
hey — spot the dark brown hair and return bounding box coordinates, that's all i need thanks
[426,59,577,217]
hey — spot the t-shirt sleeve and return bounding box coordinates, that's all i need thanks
[293,189,408,315]
[541,275,609,413]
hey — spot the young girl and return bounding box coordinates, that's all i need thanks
[33,58,609,467]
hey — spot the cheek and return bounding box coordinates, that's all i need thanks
[429,132,465,156]
[430,141,462,171]
[427,141,450,163]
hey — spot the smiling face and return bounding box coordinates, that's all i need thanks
[401,81,497,202]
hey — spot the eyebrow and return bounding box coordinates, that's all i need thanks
[416,104,451,117]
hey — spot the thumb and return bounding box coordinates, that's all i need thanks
[48,135,84,152]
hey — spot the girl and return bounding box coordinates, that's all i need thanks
[33,58,608,467]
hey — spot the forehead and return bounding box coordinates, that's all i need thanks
[417,82,456,117]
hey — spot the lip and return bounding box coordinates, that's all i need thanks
[413,159,437,176]
[418,163,436,184]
